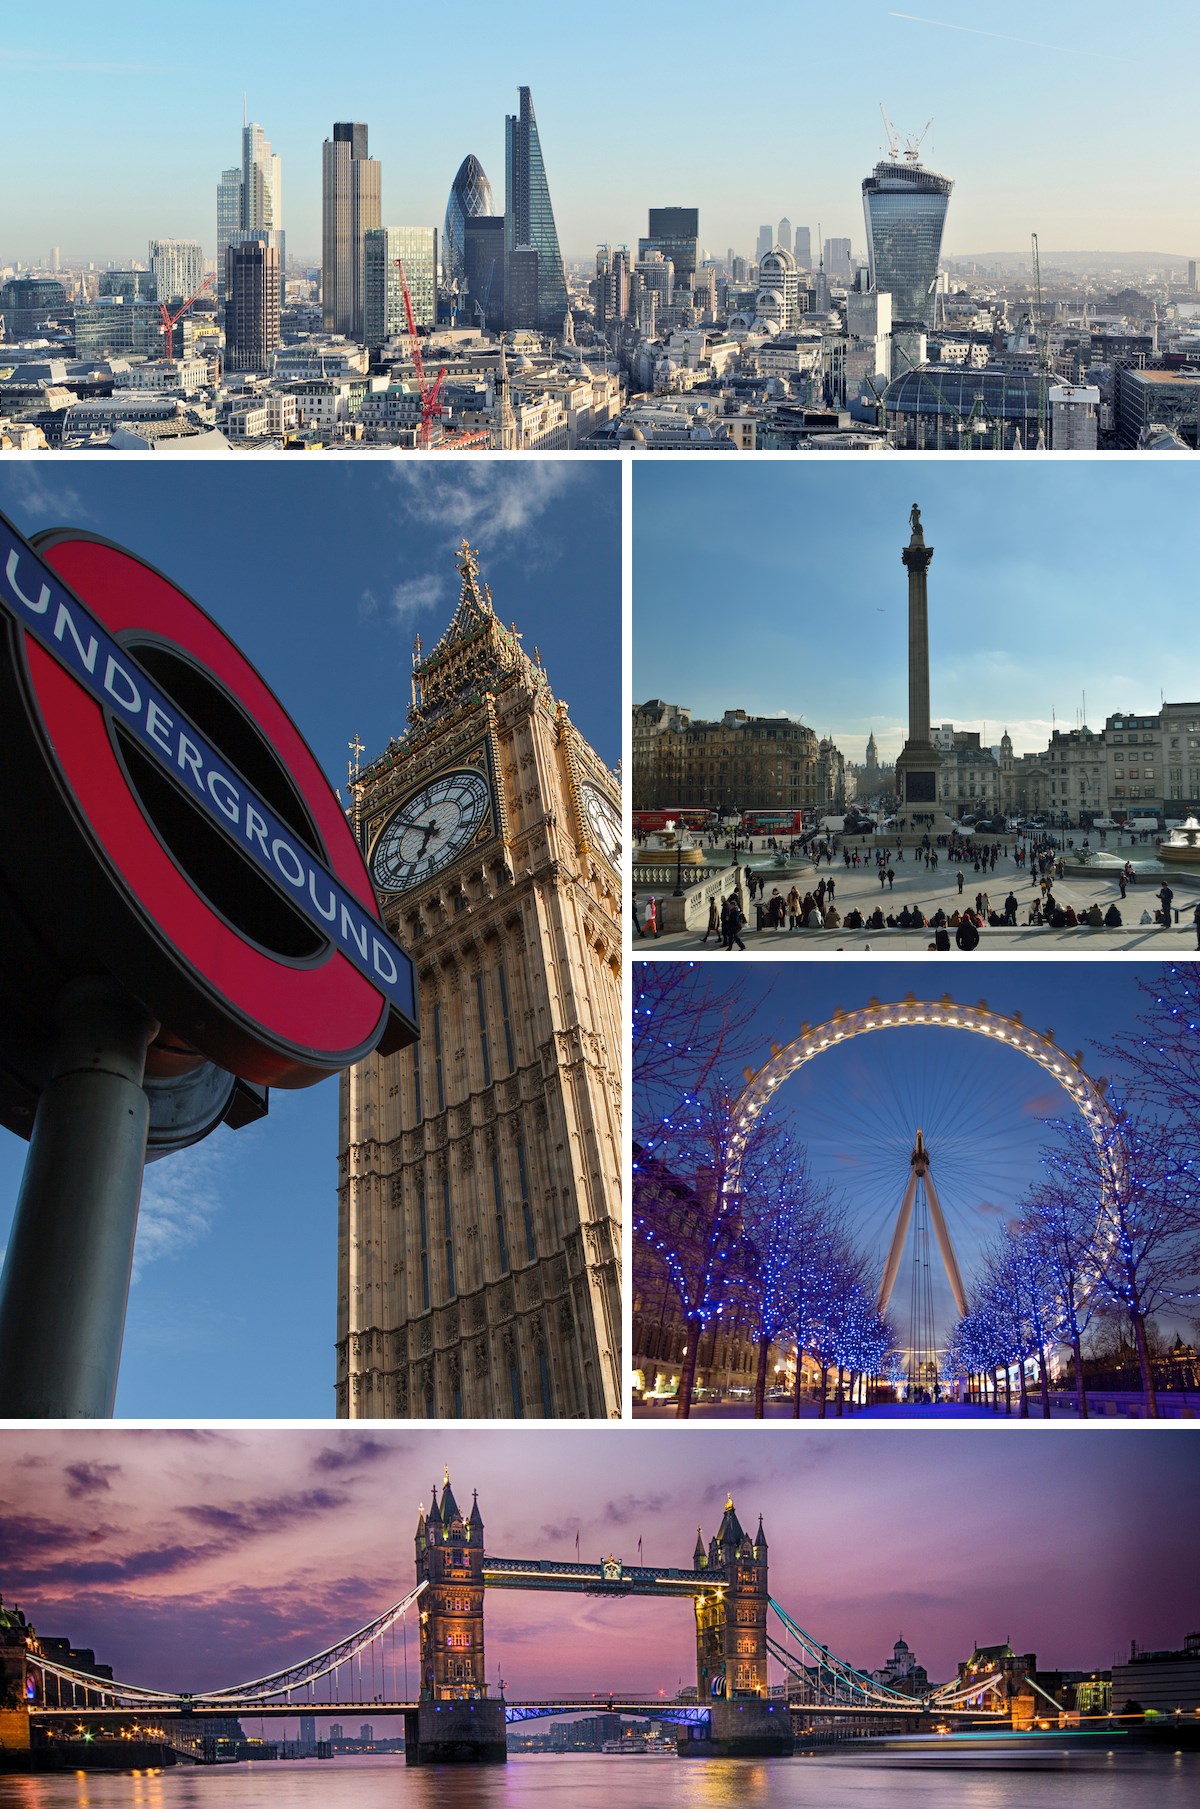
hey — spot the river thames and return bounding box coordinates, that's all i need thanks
[1,1750,1197,1809]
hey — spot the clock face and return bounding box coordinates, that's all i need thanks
[582,782,621,868]
[370,769,492,894]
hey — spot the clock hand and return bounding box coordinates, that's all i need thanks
[417,817,441,858]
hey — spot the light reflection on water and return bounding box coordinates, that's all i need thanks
[0,1752,1196,1809]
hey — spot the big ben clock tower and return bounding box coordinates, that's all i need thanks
[337,542,622,1419]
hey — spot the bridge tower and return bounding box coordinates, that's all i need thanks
[0,1599,32,1758]
[683,1496,792,1758]
[407,1472,506,1765]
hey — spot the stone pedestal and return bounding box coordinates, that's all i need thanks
[404,1700,507,1765]
[677,1698,794,1759]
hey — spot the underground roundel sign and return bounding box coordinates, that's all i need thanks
[0,512,417,1091]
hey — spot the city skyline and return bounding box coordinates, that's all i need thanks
[633,460,1200,765]
[1,1428,1195,1698]
[0,461,620,1418]
[5,1,1197,266]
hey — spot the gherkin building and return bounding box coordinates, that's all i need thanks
[443,154,495,303]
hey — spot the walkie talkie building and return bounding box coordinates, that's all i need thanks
[862,154,953,332]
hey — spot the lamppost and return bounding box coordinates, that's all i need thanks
[673,837,685,896]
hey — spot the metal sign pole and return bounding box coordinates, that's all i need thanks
[0,976,159,1418]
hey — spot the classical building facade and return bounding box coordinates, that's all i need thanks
[338,544,622,1419]
[631,702,843,815]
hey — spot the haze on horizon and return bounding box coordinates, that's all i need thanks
[4,0,1195,267]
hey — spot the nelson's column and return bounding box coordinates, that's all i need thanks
[337,543,622,1419]
[894,503,953,837]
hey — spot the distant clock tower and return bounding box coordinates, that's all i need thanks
[337,542,622,1419]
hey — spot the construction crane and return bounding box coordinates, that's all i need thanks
[158,272,216,364]
[879,105,934,164]
[395,256,446,447]
[1031,232,1050,448]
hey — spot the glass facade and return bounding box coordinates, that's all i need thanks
[443,154,495,301]
[643,205,699,287]
[862,157,952,330]
[363,226,437,349]
[504,85,567,331]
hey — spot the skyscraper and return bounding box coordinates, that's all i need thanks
[217,119,284,296]
[224,239,280,371]
[322,122,382,339]
[794,226,812,270]
[463,217,505,330]
[642,206,699,290]
[503,86,567,331]
[364,226,437,350]
[756,224,773,262]
[443,156,495,312]
[862,143,953,332]
[777,216,792,256]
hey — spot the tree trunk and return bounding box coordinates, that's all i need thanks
[817,1362,829,1419]
[753,1335,770,1420]
[791,1344,804,1419]
[835,1364,845,1417]
[1038,1343,1052,1419]
[1130,1309,1160,1418]
[1072,1330,1088,1419]
[1004,1364,1012,1416]
[1018,1359,1030,1418]
[676,1323,700,1420]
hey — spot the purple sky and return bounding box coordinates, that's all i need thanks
[2,1430,1195,1701]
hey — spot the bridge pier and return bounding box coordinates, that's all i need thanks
[678,1699,794,1759]
[404,1701,506,1766]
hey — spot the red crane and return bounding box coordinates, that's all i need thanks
[395,256,446,446]
[158,272,217,364]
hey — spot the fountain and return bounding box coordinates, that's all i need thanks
[1159,818,1200,866]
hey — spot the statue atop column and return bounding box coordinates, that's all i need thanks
[909,502,924,542]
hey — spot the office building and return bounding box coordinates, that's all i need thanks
[443,155,495,309]
[364,227,437,349]
[217,120,283,294]
[322,122,382,338]
[824,236,853,280]
[794,225,811,269]
[99,270,156,302]
[777,216,792,257]
[862,147,953,331]
[756,224,773,262]
[1114,364,1200,448]
[504,85,567,331]
[642,206,699,289]
[0,278,69,338]
[148,239,205,304]
[225,239,280,371]
[463,216,505,330]
[338,544,621,1420]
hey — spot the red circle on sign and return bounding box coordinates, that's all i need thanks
[23,533,386,1084]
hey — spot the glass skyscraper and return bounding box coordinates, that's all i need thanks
[504,86,567,331]
[363,226,437,349]
[861,154,952,331]
[443,155,494,304]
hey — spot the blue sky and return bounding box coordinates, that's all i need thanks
[4,1,1196,264]
[634,459,1200,764]
[0,461,619,1418]
[636,961,1178,1343]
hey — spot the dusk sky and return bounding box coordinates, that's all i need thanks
[633,460,1200,765]
[1,1429,1195,1704]
[634,961,1187,1338]
[5,1,1196,264]
[0,461,619,1418]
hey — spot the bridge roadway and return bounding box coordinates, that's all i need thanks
[33,1699,997,1726]
[482,1557,713,1596]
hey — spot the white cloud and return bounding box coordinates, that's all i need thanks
[388,571,449,628]
[133,1139,229,1279]
[383,462,581,551]
[0,467,96,524]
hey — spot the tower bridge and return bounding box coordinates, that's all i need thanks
[6,1474,1006,1766]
